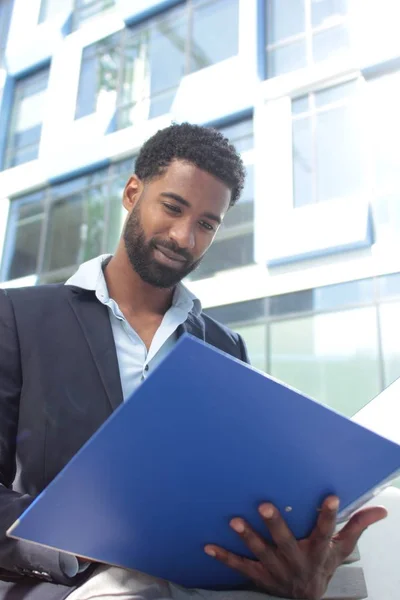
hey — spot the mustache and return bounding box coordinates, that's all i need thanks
[151,239,193,263]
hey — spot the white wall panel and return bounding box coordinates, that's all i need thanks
[6,0,73,76]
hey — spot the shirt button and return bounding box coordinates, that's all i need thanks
[144,365,149,371]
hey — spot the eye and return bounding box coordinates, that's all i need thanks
[163,203,181,214]
[199,221,215,232]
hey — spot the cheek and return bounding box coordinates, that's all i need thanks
[144,208,169,236]
[196,232,216,258]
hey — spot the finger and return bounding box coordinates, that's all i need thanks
[258,503,302,569]
[309,495,339,555]
[229,518,273,563]
[204,544,260,581]
[229,518,287,578]
[334,505,387,559]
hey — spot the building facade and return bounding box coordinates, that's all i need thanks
[0,0,400,420]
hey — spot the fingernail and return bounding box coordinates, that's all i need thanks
[230,519,245,533]
[204,546,216,557]
[260,504,274,519]
[327,497,340,510]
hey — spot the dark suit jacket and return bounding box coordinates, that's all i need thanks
[0,283,249,599]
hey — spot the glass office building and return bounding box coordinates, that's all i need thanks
[1,0,400,420]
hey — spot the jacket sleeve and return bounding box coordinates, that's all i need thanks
[0,288,87,586]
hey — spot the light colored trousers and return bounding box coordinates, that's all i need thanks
[67,565,270,600]
[67,487,400,600]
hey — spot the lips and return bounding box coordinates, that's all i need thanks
[154,245,187,264]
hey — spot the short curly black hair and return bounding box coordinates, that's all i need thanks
[135,122,246,206]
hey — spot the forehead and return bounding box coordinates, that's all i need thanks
[148,160,232,209]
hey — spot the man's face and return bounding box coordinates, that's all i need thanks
[123,160,231,288]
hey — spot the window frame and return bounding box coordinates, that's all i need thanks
[264,0,353,79]
[38,0,116,27]
[75,0,241,126]
[291,76,367,208]
[0,191,47,282]
[1,157,136,284]
[254,56,376,268]
[3,65,50,170]
[72,0,116,30]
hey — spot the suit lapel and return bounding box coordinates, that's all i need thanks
[68,287,123,411]
[68,284,203,409]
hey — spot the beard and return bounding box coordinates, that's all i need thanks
[123,204,203,288]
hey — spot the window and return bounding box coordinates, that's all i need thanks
[74,0,115,28]
[188,118,255,281]
[289,65,400,220]
[265,0,353,78]
[269,307,381,416]
[369,71,400,194]
[291,79,366,207]
[367,70,400,248]
[3,67,50,169]
[380,302,400,389]
[38,0,114,27]
[42,177,108,273]
[0,0,13,66]
[1,158,134,283]
[206,298,267,325]
[208,283,400,486]
[190,231,254,280]
[234,324,268,372]
[204,277,400,468]
[75,0,239,125]
[2,191,45,281]
[76,32,120,119]
[190,0,239,73]
[38,0,69,22]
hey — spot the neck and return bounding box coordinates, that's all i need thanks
[104,244,175,316]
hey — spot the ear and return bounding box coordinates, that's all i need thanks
[122,175,143,212]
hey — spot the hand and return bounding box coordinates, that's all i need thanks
[204,496,387,600]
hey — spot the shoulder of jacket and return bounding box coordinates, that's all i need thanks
[1,284,87,309]
[3,283,66,299]
[201,311,241,344]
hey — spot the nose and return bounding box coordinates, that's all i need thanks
[169,219,196,251]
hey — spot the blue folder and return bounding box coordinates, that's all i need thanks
[7,334,400,588]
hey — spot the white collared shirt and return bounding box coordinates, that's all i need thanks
[66,254,201,401]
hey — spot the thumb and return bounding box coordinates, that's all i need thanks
[334,506,387,558]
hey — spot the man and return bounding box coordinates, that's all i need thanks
[0,123,386,600]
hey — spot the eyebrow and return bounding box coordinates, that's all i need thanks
[160,192,222,225]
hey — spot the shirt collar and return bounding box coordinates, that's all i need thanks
[65,254,202,316]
